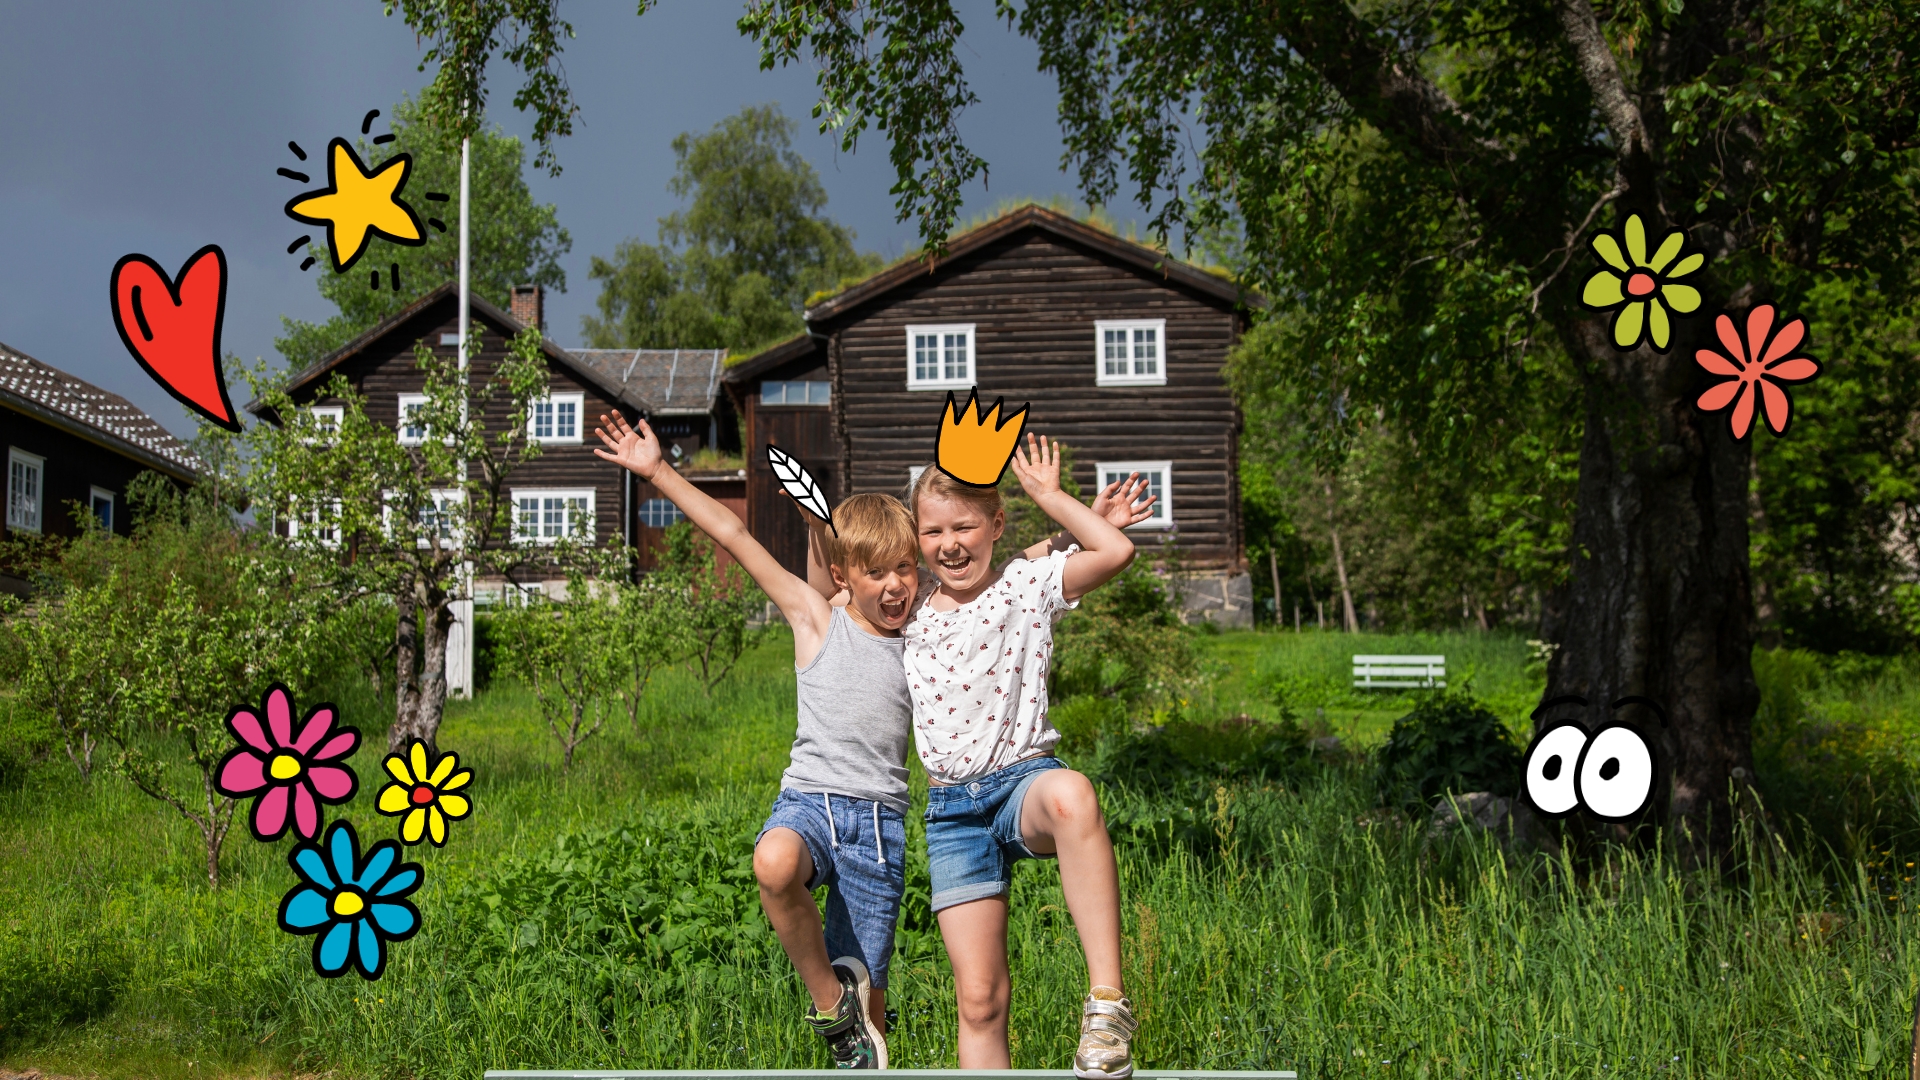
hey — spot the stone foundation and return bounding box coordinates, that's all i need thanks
[1174,570,1253,628]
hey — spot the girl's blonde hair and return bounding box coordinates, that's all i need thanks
[905,464,1003,521]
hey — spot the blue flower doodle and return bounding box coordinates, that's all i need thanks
[277,819,423,979]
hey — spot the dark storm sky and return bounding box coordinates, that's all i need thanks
[0,1,1129,439]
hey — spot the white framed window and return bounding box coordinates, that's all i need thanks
[1095,319,1167,386]
[906,323,975,391]
[529,392,584,444]
[287,497,343,548]
[638,497,686,528]
[7,448,43,534]
[1097,460,1172,528]
[383,488,466,547]
[760,380,832,406]
[513,488,595,543]
[89,487,115,532]
[305,405,344,444]
[396,394,430,444]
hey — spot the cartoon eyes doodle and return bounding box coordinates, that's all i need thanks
[1522,695,1667,822]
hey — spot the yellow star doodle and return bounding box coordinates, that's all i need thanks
[284,138,427,273]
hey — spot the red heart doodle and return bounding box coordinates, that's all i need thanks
[110,245,240,432]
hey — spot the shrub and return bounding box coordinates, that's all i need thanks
[0,928,123,1051]
[1053,560,1197,715]
[1084,713,1314,794]
[1371,691,1523,813]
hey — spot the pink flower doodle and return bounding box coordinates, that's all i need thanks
[1693,303,1823,440]
[214,684,360,841]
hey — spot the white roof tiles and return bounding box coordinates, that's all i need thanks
[0,342,201,478]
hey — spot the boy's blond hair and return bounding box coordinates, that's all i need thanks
[812,492,917,574]
[905,464,1004,520]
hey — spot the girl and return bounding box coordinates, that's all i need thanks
[904,435,1145,1078]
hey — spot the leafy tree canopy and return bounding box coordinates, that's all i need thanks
[276,98,570,370]
[581,104,880,353]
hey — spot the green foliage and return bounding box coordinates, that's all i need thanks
[654,523,766,694]
[584,105,879,353]
[1372,691,1525,814]
[4,631,1920,1075]
[454,815,768,967]
[740,3,985,249]
[0,925,122,1051]
[381,0,585,175]
[276,98,571,369]
[1084,714,1314,796]
[1752,282,1920,654]
[247,326,553,749]
[492,575,620,771]
[1053,560,1196,717]
[0,461,346,886]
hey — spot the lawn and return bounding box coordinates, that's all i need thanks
[1,627,1916,1078]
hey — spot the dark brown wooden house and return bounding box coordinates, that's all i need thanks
[0,342,200,576]
[247,283,741,570]
[724,205,1255,623]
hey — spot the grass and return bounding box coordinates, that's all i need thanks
[1,628,1917,1078]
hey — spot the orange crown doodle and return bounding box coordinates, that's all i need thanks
[936,389,1030,488]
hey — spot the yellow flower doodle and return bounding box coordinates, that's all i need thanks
[375,739,473,846]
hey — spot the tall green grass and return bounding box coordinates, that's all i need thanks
[2,630,1916,1077]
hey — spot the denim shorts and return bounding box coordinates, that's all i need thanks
[923,755,1067,911]
[757,787,908,989]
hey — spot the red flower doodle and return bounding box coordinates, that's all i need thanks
[1694,304,1822,439]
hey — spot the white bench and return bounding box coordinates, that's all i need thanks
[1352,654,1446,689]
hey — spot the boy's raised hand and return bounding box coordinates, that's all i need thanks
[1009,433,1062,497]
[593,410,664,480]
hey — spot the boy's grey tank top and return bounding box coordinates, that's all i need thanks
[782,606,912,814]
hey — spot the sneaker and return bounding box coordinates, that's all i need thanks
[804,956,887,1069]
[1074,987,1138,1080]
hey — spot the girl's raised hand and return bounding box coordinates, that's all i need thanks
[1091,471,1157,529]
[593,410,665,480]
[1009,433,1062,498]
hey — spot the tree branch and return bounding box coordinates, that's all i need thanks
[1553,0,1656,201]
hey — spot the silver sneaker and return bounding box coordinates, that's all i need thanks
[1074,989,1138,1079]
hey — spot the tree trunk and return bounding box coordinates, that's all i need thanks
[1545,318,1761,865]
[390,590,452,753]
[394,573,420,748]
[1268,546,1283,629]
[1324,481,1359,633]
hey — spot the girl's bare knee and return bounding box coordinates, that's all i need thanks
[955,978,1009,1030]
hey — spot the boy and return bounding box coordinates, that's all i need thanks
[595,410,917,1068]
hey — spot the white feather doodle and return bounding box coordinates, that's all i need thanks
[766,444,836,535]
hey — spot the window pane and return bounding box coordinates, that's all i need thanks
[1135,327,1158,375]
[533,400,553,439]
[944,333,968,381]
[92,497,112,531]
[761,381,784,405]
[1105,329,1128,376]
[516,497,538,538]
[808,380,832,405]
[915,335,938,381]
[8,459,39,531]
[556,400,577,438]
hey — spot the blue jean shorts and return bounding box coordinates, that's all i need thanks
[757,787,908,989]
[923,755,1067,911]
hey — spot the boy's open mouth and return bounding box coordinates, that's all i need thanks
[880,595,908,620]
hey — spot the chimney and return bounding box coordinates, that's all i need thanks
[510,284,544,331]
